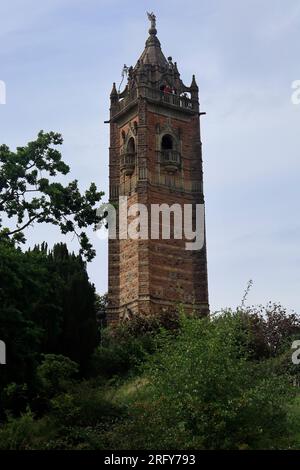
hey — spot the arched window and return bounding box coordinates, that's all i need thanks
[161,134,173,151]
[127,137,135,155]
[121,136,136,176]
[160,133,180,172]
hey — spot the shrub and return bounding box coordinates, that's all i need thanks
[36,354,79,397]
[1,383,29,418]
[91,310,180,378]
[237,303,300,359]
[0,409,55,450]
[50,382,121,427]
[91,326,152,378]
[108,313,294,450]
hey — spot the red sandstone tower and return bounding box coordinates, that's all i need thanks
[107,13,209,322]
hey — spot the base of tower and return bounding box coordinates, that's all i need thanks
[106,297,209,325]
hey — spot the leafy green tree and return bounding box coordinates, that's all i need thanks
[36,354,79,398]
[95,293,108,327]
[0,241,98,416]
[0,239,47,394]
[237,303,300,359]
[0,131,103,260]
[115,313,294,450]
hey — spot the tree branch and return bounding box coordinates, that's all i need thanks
[6,216,38,236]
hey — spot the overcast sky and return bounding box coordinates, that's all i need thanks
[1,0,300,312]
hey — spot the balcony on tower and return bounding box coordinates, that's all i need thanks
[159,133,181,173]
[120,152,136,176]
[120,136,136,176]
[159,150,181,173]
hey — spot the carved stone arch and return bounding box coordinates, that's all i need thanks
[120,124,137,176]
[121,126,136,155]
[126,136,136,154]
[156,122,181,173]
[155,121,179,152]
[159,131,178,151]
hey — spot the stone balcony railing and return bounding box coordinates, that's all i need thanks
[115,87,194,114]
[120,152,136,176]
[159,150,181,172]
[118,89,138,112]
[145,88,193,110]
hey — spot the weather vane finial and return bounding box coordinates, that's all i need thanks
[147,11,156,30]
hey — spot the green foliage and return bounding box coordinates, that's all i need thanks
[37,381,122,449]
[236,302,300,359]
[91,326,154,378]
[1,383,29,418]
[1,303,300,450]
[36,354,79,397]
[285,395,300,449]
[95,292,108,327]
[91,311,179,378]
[0,241,98,415]
[0,240,46,396]
[0,409,36,450]
[0,410,58,450]
[0,131,104,260]
[107,314,294,450]
[0,375,122,450]
[50,382,121,427]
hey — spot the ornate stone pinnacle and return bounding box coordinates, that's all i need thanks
[147,11,157,35]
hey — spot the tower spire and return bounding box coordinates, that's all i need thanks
[135,12,167,68]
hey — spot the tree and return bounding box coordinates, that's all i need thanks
[49,243,98,371]
[0,239,47,395]
[0,241,98,416]
[95,293,108,327]
[115,314,294,450]
[36,354,79,398]
[237,302,300,359]
[0,131,103,261]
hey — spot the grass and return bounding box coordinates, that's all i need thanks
[286,394,300,449]
[112,376,149,404]
[2,371,300,450]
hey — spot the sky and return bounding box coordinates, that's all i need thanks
[0,0,300,313]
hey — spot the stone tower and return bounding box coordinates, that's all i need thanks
[107,13,209,322]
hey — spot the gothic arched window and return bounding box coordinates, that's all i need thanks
[121,136,136,176]
[160,134,180,172]
[161,134,173,151]
[127,137,135,155]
